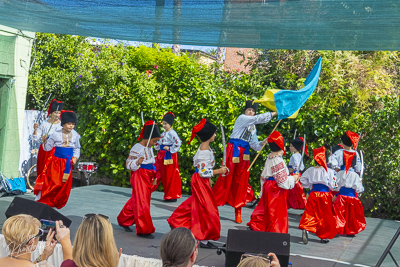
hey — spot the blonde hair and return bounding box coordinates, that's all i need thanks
[237,256,270,267]
[72,215,119,267]
[2,214,41,253]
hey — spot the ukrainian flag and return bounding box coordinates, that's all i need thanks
[254,57,322,120]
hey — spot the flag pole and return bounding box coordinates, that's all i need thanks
[247,120,281,172]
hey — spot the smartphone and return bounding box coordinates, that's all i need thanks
[40,219,56,233]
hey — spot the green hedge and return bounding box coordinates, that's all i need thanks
[27,34,400,219]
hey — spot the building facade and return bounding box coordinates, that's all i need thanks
[0,25,34,177]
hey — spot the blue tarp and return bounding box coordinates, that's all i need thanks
[0,1,400,50]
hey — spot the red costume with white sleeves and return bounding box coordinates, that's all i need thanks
[36,110,80,209]
[298,146,338,240]
[117,121,160,235]
[153,112,182,200]
[212,100,274,223]
[247,131,295,233]
[33,99,63,196]
[167,119,221,241]
[330,131,366,235]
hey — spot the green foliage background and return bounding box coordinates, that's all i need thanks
[27,34,400,219]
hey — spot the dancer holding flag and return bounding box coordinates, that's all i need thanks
[118,121,161,238]
[36,110,80,209]
[33,99,63,198]
[298,146,337,244]
[330,131,366,236]
[153,112,182,202]
[168,119,226,248]
[212,100,277,223]
[247,131,299,233]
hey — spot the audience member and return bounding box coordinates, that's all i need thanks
[0,214,60,267]
[237,253,281,267]
[160,227,198,267]
[60,213,121,267]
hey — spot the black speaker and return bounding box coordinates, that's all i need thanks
[220,229,290,267]
[5,197,72,227]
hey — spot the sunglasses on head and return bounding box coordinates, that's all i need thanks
[83,213,110,221]
[240,253,271,264]
[26,228,44,244]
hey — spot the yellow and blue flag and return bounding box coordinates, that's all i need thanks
[254,57,322,120]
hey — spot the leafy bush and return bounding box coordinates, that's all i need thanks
[27,34,400,219]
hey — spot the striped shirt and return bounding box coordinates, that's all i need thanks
[230,112,273,151]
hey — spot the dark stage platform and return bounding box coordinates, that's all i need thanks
[1,185,399,267]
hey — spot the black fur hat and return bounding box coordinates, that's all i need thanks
[244,100,259,113]
[61,110,77,125]
[162,112,175,126]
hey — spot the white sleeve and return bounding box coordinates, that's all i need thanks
[126,148,141,171]
[194,151,214,178]
[236,112,273,127]
[33,125,43,142]
[354,151,362,173]
[330,150,341,169]
[249,131,263,151]
[43,134,55,151]
[154,139,161,151]
[354,176,364,194]
[299,168,312,189]
[169,131,182,154]
[73,134,81,159]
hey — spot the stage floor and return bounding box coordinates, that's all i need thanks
[0,185,399,267]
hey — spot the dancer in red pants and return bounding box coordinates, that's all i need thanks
[37,110,80,209]
[153,112,182,202]
[118,120,161,239]
[247,131,299,233]
[168,118,227,249]
[33,99,63,199]
[299,146,337,244]
[213,100,277,223]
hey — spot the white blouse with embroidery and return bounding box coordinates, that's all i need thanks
[154,129,182,154]
[43,129,81,158]
[300,167,336,190]
[261,154,295,190]
[33,120,62,142]
[193,146,215,178]
[126,143,155,172]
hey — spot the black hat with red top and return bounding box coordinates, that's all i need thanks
[189,118,217,144]
[138,121,161,140]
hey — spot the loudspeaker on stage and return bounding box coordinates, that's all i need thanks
[219,229,290,267]
[5,197,72,227]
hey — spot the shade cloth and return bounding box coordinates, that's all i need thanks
[0,1,399,51]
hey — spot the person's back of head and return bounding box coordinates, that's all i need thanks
[73,214,119,267]
[2,214,40,254]
[160,227,198,267]
[237,256,270,267]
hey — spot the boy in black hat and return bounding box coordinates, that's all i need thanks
[36,110,81,209]
[153,112,182,202]
[213,100,277,223]
[118,120,161,238]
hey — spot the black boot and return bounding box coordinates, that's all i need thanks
[120,225,133,232]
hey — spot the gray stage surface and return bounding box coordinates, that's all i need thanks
[0,185,399,267]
